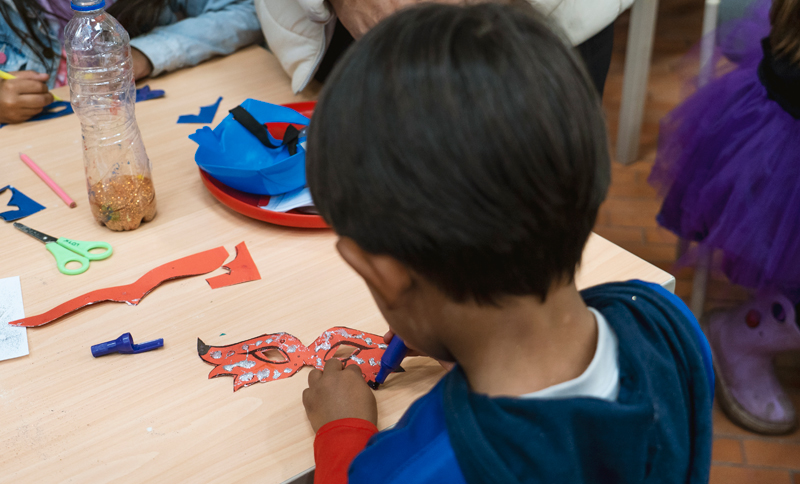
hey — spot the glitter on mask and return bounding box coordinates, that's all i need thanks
[239,372,254,382]
[210,351,222,359]
[224,360,256,371]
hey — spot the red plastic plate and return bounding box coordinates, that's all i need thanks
[198,101,327,229]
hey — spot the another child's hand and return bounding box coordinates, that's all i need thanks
[0,71,53,124]
[302,358,378,433]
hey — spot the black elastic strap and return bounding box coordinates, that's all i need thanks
[283,125,301,156]
[229,105,280,148]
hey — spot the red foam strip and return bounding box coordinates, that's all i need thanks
[11,246,229,328]
[206,241,261,289]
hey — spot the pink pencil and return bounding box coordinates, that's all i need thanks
[18,152,77,208]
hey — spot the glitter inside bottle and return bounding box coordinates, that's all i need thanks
[66,0,156,231]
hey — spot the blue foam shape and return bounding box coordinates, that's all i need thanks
[29,101,74,122]
[177,96,222,124]
[0,185,46,222]
[135,85,165,102]
[189,99,310,195]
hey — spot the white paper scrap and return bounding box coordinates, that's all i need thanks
[0,276,29,362]
[261,187,314,213]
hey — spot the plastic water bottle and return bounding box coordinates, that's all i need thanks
[65,0,156,231]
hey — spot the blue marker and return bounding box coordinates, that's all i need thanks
[91,333,163,358]
[368,336,409,389]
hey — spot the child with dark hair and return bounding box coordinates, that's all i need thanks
[300,3,714,483]
[650,0,800,435]
[0,0,261,124]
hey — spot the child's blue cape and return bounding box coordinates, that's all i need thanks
[189,99,309,196]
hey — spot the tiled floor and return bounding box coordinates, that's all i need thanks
[599,1,800,482]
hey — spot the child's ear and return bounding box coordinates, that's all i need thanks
[336,237,412,309]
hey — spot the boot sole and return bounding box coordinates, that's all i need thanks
[702,312,798,435]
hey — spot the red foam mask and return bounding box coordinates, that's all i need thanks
[198,327,388,391]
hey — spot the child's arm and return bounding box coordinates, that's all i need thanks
[0,72,54,124]
[128,0,263,78]
[303,358,379,484]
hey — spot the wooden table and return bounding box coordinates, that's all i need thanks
[0,46,674,483]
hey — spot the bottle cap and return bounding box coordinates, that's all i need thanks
[70,0,105,11]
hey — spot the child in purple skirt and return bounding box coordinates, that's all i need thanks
[649,0,800,434]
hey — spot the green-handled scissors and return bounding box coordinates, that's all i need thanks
[14,222,113,275]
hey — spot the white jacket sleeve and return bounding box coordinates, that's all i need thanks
[255,0,336,93]
[256,0,634,93]
[538,0,633,45]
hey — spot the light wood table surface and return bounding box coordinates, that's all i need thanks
[0,45,674,483]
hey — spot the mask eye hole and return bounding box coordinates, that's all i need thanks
[258,348,288,363]
[327,344,359,360]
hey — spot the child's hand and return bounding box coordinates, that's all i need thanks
[302,358,378,433]
[132,48,153,80]
[0,71,53,124]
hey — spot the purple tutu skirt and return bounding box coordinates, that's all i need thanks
[649,1,800,298]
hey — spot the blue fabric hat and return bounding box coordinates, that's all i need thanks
[190,99,309,195]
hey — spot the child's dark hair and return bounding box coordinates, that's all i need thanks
[306,1,610,304]
[0,0,62,69]
[770,0,800,65]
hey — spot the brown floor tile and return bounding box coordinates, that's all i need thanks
[603,207,662,229]
[611,241,677,264]
[713,403,762,438]
[607,181,660,200]
[709,466,792,484]
[644,227,679,245]
[743,440,800,470]
[713,438,744,464]
[607,169,640,188]
[793,472,800,484]
[594,226,644,244]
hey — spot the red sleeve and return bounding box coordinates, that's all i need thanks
[314,418,379,484]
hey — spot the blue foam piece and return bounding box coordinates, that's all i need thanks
[28,101,74,122]
[189,99,310,195]
[177,96,222,124]
[0,185,46,222]
[135,85,165,102]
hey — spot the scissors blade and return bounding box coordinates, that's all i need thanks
[13,223,58,244]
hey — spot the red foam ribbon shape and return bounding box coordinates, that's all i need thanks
[198,327,389,391]
[11,246,229,328]
[206,241,261,289]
